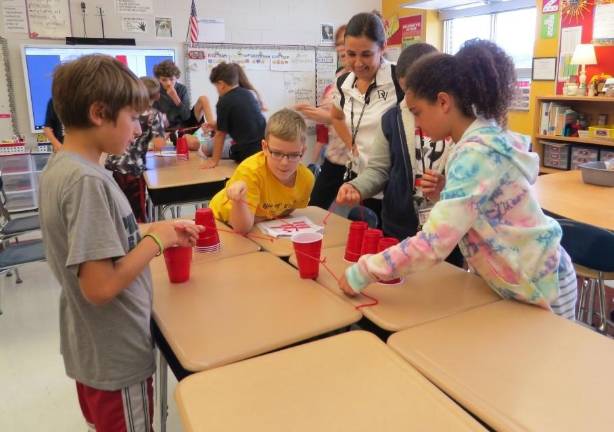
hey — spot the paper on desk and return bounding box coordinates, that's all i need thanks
[257,216,324,238]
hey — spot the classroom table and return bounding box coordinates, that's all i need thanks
[388,300,614,432]
[289,245,501,333]
[534,169,614,231]
[151,252,360,431]
[175,330,486,432]
[247,206,351,257]
[143,152,236,220]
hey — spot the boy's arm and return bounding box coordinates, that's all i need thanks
[43,127,62,152]
[203,130,226,168]
[167,84,192,121]
[79,222,201,305]
[226,179,257,234]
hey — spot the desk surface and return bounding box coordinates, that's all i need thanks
[147,220,260,270]
[290,246,500,332]
[175,331,485,432]
[388,300,614,432]
[248,206,351,257]
[534,170,614,230]
[144,153,236,189]
[152,252,360,371]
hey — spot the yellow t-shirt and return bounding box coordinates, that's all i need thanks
[209,152,315,223]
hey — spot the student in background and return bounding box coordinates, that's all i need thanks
[209,109,314,234]
[152,59,210,150]
[335,43,463,267]
[39,54,202,431]
[321,12,404,215]
[43,98,64,152]
[340,39,577,320]
[105,77,165,222]
[204,62,266,168]
[334,24,347,71]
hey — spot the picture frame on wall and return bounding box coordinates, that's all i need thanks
[532,57,557,81]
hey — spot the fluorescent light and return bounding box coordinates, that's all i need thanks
[450,1,486,10]
[401,0,474,10]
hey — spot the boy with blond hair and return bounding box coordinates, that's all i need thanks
[209,108,315,234]
[39,54,202,431]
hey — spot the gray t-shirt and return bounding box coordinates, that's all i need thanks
[39,151,155,391]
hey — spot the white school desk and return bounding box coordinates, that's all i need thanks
[151,252,360,431]
[534,170,614,230]
[143,152,236,220]
[289,245,501,332]
[175,331,486,432]
[247,206,351,257]
[388,300,614,432]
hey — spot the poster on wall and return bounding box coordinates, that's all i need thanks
[593,2,614,43]
[557,26,582,83]
[155,17,173,38]
[122,17,148,33]
[542,0,560,13]
[198,18,225,43]
[541,12,559,39]
[320,23,334,44]
[400,15,423,48]
[115,0,153,15]
[26,0,72,39]
[2,0,28,33]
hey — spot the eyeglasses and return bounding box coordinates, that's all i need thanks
[266,146,303,162]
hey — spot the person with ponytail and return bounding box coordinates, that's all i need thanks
[339,39,577,320]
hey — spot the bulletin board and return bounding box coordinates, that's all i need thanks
[556,0,614,94]
[184,43,337,117]
[0,38,18,140]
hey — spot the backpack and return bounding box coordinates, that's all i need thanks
[336,64,404,109]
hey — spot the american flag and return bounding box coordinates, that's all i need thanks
[188,0,199,44]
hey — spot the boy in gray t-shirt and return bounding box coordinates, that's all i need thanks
[39,55,202,432]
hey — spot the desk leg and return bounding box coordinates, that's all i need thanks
[157,348,168,432]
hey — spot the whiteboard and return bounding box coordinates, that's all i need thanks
[0,38,18,140]
[184,43,337,154]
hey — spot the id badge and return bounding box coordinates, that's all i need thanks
[343,159,354,181]
[418,206,432,227]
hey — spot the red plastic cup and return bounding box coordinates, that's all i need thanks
[176,136,189,159]
[361,229,383,255]
[292,232,323,279]
[377,237,401,284]
[195,208,220,247]
[163,246,193,283]
[344,221,368,262]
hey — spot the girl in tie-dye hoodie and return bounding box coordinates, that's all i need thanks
[340,39,577,319]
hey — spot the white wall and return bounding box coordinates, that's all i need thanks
[0,0,379,142]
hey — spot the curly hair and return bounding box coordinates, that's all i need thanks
[153,60,181,79]
[405,39,516,127]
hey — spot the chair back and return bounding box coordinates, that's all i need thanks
[348,205,379,229]
[558,219,614,273]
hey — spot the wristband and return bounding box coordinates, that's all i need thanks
[144,233,164,256]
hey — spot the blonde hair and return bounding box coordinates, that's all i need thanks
[140,76,161,100]
[52,54,149,128]
[265,109,306,143]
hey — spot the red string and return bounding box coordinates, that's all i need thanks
[355,293,379,310]
[294,249,379,310]
[322,201,336,225]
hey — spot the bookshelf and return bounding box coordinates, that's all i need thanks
[533,96,614,174]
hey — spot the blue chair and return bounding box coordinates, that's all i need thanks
[348,205,379,229]
[558,219,614,333]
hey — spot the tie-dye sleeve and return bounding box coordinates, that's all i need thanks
[346,144,498,293]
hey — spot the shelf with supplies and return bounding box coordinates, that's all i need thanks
[534,96,614,173]
[0,143,52,212]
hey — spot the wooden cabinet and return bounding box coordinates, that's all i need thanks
[533,95,614,174]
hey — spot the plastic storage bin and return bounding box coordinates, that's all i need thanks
[0,154,31,174]
[543,142,570,170]
[579,161,614,187]
[571,146,599,170]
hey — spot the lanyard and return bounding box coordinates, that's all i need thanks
[349,80,377,149]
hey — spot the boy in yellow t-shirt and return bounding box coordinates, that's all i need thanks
[209,108,315,234]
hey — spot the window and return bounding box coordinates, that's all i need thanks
[444,7,536,73]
